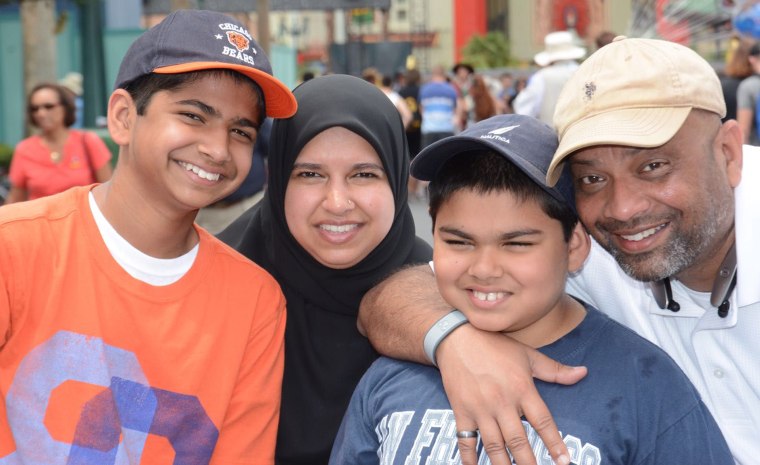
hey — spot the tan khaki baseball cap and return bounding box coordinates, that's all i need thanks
[546,36,726,186]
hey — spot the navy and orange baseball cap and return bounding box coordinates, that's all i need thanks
[114,9,297,118]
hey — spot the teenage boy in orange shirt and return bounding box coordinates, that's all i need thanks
[0,10,296,464]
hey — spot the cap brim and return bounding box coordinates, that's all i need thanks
[411,137,493,181]
[546,106,691,186]
[411,135,567,205]
[156,61,297,118]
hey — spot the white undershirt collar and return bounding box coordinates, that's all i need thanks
[88,192,198,286]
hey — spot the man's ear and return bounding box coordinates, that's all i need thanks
[716,119,743,188]
[567,222,591,274]
[108,89,136,146]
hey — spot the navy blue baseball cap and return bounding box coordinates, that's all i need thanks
[410,114,575,211]
[114,9,297,118]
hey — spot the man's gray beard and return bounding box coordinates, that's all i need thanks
[600,209,727,284]
[606,234,694,282]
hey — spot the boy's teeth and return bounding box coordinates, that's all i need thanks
[178,161,221,181]
[473,290,505,302]
[621,224,664,242]
[321,224,357,233]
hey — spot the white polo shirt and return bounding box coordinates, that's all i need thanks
[566,146,760,465]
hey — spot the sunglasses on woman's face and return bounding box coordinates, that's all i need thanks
[30,103,61,113]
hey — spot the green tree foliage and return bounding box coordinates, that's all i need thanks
[462,32,512,69]
[0,144,13,169]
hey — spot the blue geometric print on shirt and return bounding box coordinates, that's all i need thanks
[2,331,218,465]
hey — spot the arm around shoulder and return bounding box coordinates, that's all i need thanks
[358,263,451,364]
[357,262,587,465]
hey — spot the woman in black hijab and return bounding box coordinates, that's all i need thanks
[219,74,431,465]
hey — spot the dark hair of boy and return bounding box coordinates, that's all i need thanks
[427,150,578,240]
[122,69,266,121]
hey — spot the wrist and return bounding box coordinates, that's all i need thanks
[423,309,469,367]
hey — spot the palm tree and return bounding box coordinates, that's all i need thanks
[462,32,512,69]
[20,0,57,99]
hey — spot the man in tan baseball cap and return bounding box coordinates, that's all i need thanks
[545,36,756,464]
[350,36,756,465]
[547,36,726,185]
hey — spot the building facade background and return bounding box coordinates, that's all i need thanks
[0,0,738,148]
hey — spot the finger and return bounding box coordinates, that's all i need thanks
[472,416,514,465]
[529,351,587,385]
[454,425,481,465]
[494,413,537,465]
[519,391,571,465]
[457,437,480,465]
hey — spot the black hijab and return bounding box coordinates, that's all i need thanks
[219,74,431,465]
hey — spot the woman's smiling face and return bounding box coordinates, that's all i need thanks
[284,126,395,269]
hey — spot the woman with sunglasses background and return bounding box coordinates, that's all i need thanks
[5,83,112,204]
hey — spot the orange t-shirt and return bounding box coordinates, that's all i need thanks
[9,130,112,200]
[0,186,286,464]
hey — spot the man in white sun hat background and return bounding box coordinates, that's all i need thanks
[513,30,586,128]
[358,36,757,465]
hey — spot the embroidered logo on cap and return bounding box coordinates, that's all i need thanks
[226,31,250,52]
[218,22,257,66]
[488,125,519,135]
[584,82,596,101]
[480,124,518,144]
